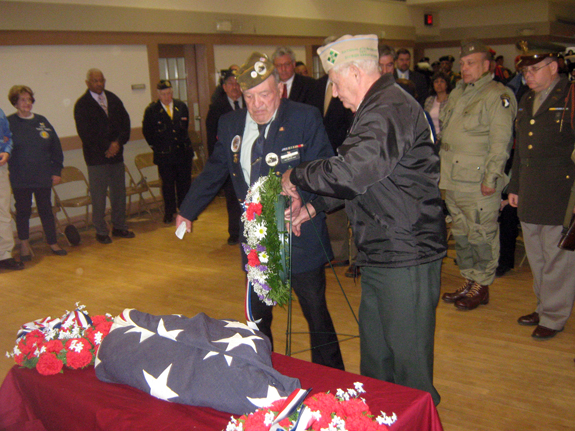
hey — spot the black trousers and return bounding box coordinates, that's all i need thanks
[249,265,345,370]
[223,176,241,240]
[157,162,192,216]
[12,187,57,245]
[498,204,519,268]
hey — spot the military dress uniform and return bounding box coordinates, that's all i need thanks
[508,75,575,334]
[440,72,517,305]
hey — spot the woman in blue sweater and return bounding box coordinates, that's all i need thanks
[7,85,66,259]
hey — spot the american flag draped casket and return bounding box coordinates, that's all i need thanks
[95,309,301,415]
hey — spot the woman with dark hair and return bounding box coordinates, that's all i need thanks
[424,71,451,139]
[7,85,66,260]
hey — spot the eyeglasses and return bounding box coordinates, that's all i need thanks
[521,61,551,76]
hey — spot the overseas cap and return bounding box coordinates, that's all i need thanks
[235,52,275,91]
[219,69,236,86]
[460,39,490,58]
[516,40,563,68]
[439,55,455,63]
[317,34,379,73]
[157,79,172,90]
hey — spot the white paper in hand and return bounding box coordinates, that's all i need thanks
[175,221,187,240]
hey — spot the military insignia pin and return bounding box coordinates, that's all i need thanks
[231,135,241,152]
[265,152,279,167]
[254,61,267,76]
[501,95,511,108]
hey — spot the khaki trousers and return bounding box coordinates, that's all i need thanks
[0,164,15,260]
[445,189,500,286]
[521,222,575,330]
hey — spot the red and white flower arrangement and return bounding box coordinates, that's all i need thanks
[242,173,291,307]
[225,382,397,431]
[6,303,113,375]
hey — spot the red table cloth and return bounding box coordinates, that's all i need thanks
[0,353,443,431]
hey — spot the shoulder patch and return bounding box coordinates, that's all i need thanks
[501,94,511,108]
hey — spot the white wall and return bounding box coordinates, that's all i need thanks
[0,44,150,138]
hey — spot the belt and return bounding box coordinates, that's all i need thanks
[520,157,573,167]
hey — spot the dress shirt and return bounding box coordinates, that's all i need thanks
[228,97,243,110]
[240,110,277,184]
[90,91,108,114]
[161,102,174,118]
[283,74,295,98]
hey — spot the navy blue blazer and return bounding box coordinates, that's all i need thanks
[179,98,334,273]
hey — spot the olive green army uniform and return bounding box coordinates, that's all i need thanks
[440,73,517,286]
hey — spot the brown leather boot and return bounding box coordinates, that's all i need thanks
[455,282,489,310]
[442,279,474,303]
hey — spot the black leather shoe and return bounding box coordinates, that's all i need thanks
[495,265,511,277]
[518,312,539,326]
[163,214,174,224]
[96,234,112,244]
[0,257,25,270]
[532,325,563,340]
[227,236,239,246]
[112,228,135,239]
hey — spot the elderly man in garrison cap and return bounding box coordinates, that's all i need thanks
[142,80,193,224]
[440,40,517,311]
[281,34,447,405]
[176,52,344,370]
[507,41,575,340]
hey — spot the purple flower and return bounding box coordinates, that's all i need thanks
[256,245,266,252]
[242,243,250,254]
[257,265,268,272]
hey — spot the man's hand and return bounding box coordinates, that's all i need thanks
[286,202,316,237]
[0,152,8,166]
[52,175,61,185]
[105,141,120,158]
[175,214,193,233]
[481,183,496,196]
[508,193,518,207]
[281,169,299,200]
[284,194,303,220]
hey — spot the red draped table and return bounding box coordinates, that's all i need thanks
[0,353,443,431]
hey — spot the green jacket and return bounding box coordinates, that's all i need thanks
[439,73,517,193]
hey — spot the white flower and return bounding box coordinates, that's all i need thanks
[69,339,84,353]
[254,222,267,240]
[376,411,398,426]
[258,251,269,264]
[93,331,103,345]
[5,351,11,358]
[347,388,357,398]
[354,382,365,393]
[336,388,346,400]
[264,411,275,426]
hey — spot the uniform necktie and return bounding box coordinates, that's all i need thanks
[250,122,268,186]
[98,94,108,115]
[234,100,240,110]
[324,81,333,116]
[166,105,172,119]
[282,83,288,99]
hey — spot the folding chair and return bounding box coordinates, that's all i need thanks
[124,163,156,220]
[52,166,92,229]
[134,153,163,215]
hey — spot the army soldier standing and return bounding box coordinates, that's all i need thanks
[440,39,517,310]
[508,42,575,340]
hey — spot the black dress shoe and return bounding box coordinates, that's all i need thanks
[163,214,174,224]
[112,228,135,239]
[0,257,25,270]
[495,265,511,277]
[518,312,539,326]
[96,234,112,244]
[227,236,239,246]
[532,325,563,340]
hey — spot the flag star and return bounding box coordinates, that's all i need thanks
[224,355,233,366]
[157,319,183,341]
[223,320,257,334]
[143,364,179,401]
[213,332,260,353]
[247,385,284,408]
[125,325,156,343]
[203,351,219,360]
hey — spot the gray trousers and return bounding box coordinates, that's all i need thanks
[359,259,442,406]
[521,222,575,330]
[87,163,127,236]
[445,189,500,286]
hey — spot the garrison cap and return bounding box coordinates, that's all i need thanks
[219,69,237,86]
[157,79,172,90]
[460,39,491,58]
[235,52,275,91]
[317,34,379,73]
[439,55,454,63]
[516,40,563,68]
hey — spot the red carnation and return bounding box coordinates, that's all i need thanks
[336,398,371,418]
[44,339,65,354]
[95,320,113,337]
[13,352,25,365]
[91,315,110,326]
[243,408,271,431]
[247,250,261,267]
[246,203,263,221]
[65,339,93,369]
[18,339,35,356]
[36,353,64,375]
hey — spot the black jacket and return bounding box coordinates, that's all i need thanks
[142,99,193,165]
[205,94,244,156]
[288,73,316,106]
[74,89,130,166]
[292,74,446,268]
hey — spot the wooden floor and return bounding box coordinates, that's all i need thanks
[1,197,574,430]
